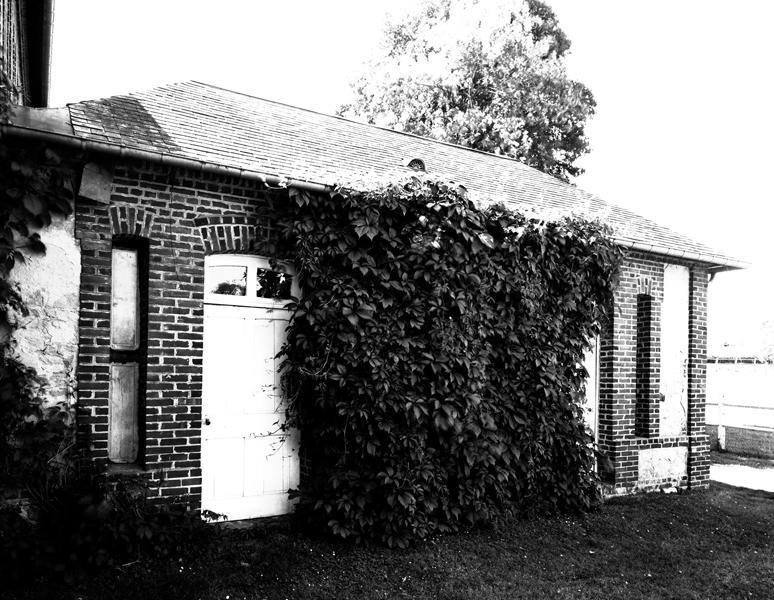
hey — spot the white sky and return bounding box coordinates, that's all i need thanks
[49,0,774,355]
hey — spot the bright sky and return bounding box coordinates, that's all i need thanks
[49,0,774,355]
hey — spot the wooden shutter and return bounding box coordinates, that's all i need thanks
[111,247,140,350]
[108,362,139,463]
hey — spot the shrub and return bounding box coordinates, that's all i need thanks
[1,470,220,587]
[1,316,217,585]
[280,177,621,547]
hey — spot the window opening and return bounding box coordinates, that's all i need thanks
[206,264,247,296]
[635,293,656,437]
[204,255,299,308]
[108,237,149,464]
[256,268,293,299]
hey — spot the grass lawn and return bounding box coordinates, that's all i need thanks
[11,482,773,600]
[711,450,774,470]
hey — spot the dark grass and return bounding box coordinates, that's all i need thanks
[10,483,774,600]
[711,450,774,470]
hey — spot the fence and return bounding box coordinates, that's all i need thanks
[706,358,774,458]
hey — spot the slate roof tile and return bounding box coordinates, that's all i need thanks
[66,81,742,268]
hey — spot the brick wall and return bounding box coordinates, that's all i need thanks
[74,161,714,505]
[687,265,710,488]
[75,161,282,503]
[708,424,774,458]
[599,251,709,491]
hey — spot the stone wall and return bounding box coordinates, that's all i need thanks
[8,212,80,407]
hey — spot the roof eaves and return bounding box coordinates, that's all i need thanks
[5,93,749,272]
[618,239,748,271]
[0,116,331,195]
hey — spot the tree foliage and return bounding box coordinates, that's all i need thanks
[340,0,595,181]
[279,178,621,547]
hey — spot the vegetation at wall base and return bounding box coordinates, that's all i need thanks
[4,483,772,600]
[1,59,76,506]
[279,176,622,546]
[0,472,220,586]
[0,65,219,584]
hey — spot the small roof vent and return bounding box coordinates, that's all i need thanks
[405,158,426,172]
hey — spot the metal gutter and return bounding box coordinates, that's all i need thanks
[0,121,331,195]
[617,239,748,272]
[20,0,56,107]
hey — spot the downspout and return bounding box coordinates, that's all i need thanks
[0,123,332,195]
[39,0,55,107]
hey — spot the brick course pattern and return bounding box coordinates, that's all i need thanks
[76,161,281,502]
[75,162,713,506]
[598,251,709,491]
[687,266,710,488]
[707,425,774,459]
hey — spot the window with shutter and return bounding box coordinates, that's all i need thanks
[111,248,140,350]
[108,240,148,464]
[109,363,139,463]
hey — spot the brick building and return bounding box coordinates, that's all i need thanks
[2,81,745,519]
[1,0,54,108]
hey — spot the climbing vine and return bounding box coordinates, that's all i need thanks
[0,66,222,584]
[280,177,622,547]
[0,61,75,502]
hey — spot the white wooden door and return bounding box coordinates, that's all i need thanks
[660,264,689,437]
[201,256,300,520]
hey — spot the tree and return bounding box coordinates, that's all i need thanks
[339,0,595,182]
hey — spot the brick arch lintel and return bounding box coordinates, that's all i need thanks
[636,277,653,296]
[110,203,155,238]
[194,214,263,255]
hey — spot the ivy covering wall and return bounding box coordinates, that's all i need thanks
[279,178,622,547]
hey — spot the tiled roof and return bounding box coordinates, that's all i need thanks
[65,81,741,269]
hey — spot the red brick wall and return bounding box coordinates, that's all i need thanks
[75,161,281,502]
[75,162,713,504]
[708,425,774,458]
[598,251,709,491]
[687,265,710,487]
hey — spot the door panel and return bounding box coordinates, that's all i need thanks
[660,264,689,437]
[202,302,299,521]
